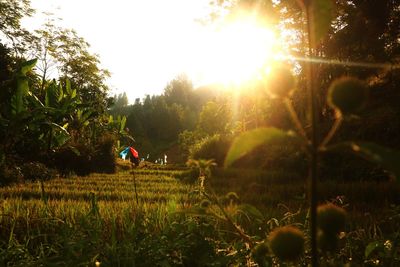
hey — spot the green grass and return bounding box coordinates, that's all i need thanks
[0,170,199,266]
[1,167,400,266]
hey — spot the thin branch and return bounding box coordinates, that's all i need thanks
[305,5,319,267]
[284,98,309,144]
[319,111,343,149]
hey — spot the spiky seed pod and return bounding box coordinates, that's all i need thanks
[251,241,270,263]
[318,230,339,252]
[266,66,295,98]
[327,77,368,115]
[317,203,346,235]
[268,226,305,262]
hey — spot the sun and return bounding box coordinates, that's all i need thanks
[189,16,280,87]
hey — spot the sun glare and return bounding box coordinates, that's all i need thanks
[189,17,279,87]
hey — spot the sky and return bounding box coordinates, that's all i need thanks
[23,0,217,102]
[23,0,280,103]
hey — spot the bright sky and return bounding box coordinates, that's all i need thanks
[23,0,281,103]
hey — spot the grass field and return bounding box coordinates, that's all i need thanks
[0,169,197,266]
[1,165,400,266]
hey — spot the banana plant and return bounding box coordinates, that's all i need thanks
[1,59,41,153]
[1,59,73,155]
[106,114,135,143]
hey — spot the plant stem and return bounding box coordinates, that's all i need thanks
[320,111,342,149]
[305,6,319,267]
[203,190,254,247]
[131,165,139,205]
[284,98,309,143]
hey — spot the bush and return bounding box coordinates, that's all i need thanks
[189,135,232,166]
[92,135,116,174]
[20,162,55,181]
[233,138,307,172]
[320,152,389,181]
[53,135,116,176]
[0,163,23,186]
[53,143,93,176]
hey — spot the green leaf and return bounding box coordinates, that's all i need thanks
[11,59,37,115]
[28,92,44,108]
[58,83,64,102]
[69,146,81,156]
[11,77,29,115]
[77,109,82,120]
[81,110,94,121]
[120,116,127,132]
[326,142,400,181]
[365,241,381,258]
[237,204,264,221]
[65,79,72,94]
[174,206,208,216]
[53,129,70,147]
[45,82,60,107]
[20,58,37,75]
[224,127,298,167]
[310,0,334,43]
[42,122,71,148]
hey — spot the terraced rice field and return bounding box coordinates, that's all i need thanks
[0,170,194,220]
[0,169,204,266]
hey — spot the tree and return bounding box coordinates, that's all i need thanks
[0,43,14,96]
[29,20,111,114]
[0,0,35,56]
[197,100,231,135]
[30,17,60,93]
[113,92,129,109]
[163,74,194,107]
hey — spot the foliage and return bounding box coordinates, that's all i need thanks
[197,100,232,136]
[224,127,298,168]
[91,134,117,174]
[0,9,130,181]
[1,0,400,266]
[20,161,55,181]
[0,166,400,266]
[110,92,129,110]
[30,21,111,110]
[218,1,400,266]
[0,0,34,55]
[189,134,232,166]
[0,162,23,186]
[52,135,116,177]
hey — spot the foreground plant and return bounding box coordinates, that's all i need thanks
[268,226,305,262]
[223,1,400,266]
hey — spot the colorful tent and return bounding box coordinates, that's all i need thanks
[130,147,139,158]
[120,147,139,159]
[119,147,130,159]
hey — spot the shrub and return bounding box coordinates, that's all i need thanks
[233,137,307,172]
[92,134,116,174]
[0,163,23,186]
[189,134,232,166]
[53,135,117,176]
[53,143,93,177]
[20,162,55,181]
